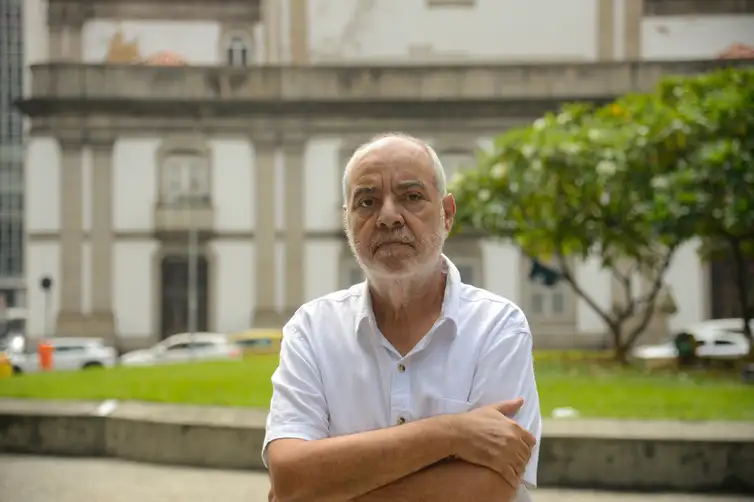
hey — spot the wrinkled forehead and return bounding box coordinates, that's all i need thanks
[347,138,435,193]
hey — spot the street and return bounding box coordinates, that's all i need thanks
[0,455,750,502]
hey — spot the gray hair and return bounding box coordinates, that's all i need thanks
[342,132,447,204]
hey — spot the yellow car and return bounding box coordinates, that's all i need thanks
[0,353,14,378]
[228,329,283,356]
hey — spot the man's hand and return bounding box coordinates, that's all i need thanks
[268,487,276,502]
[447,398,536,490]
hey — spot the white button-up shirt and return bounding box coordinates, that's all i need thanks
[264,256,542,501]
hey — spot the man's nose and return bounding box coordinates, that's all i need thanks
[376,197,404,228]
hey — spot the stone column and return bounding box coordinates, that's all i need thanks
[624,0,643,61]
[88,136,116,339]
[282,136,307,319]
[262,0,281,63]
[48,28,64,61]
[46,2,84,61]
[289,0,309,64]
[68,24,83,61]
[56,135,85,335]
[596,0,615,61]
[47,2,64,61]
[253,134,279,326]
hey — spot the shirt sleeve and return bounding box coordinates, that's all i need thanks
[262,321,330,467]
[467,306,542,491]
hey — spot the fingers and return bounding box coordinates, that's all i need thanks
[499,463,521,491]
[501,414,537,449]
[504,413,537,449]
[517,438,533,467]
[520,429,537,449]
[493,398,524,416]
[500,442,531,489]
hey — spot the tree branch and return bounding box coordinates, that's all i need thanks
[553,248,617,331]
[611,265,633,308]
[622,245,678,349]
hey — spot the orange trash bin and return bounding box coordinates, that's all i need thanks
[38,342,54,371]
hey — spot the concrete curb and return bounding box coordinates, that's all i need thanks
[1,398,752,494]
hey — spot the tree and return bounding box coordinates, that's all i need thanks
[450,95,691,363]
[650,67,754,346]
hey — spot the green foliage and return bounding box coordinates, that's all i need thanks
[451,96,688,269]
[651,67,754,342]
[650,68,754,249]
[450,66,754,354]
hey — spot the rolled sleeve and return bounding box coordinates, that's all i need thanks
[468,307,542,490]
[262,322,330,467]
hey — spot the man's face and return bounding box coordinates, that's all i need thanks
[344,137,456,278]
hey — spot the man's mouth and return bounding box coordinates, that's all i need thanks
[375,241,412,250]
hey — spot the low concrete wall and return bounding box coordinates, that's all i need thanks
[1,399,752,494]
[541,420,754,493]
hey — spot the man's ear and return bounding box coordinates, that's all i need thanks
[442,193,456,232]
[341,205,349,234]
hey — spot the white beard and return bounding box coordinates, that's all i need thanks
[345,209,448,303]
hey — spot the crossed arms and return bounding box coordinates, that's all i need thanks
[264,322,541,502]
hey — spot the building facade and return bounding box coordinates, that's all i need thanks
[0,0,25,309]
[20,0,754,351]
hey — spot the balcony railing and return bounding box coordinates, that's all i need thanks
[25,59,753,104]
[154,203,214,233]
[644,0,754,16]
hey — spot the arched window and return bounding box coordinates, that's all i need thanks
[161,154,210,206]
[226,35,250,67]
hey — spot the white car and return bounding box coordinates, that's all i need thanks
[120,332,242,367]
[9,337,118,374]
[632,318,752,361]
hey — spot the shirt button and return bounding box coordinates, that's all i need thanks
[397,417,406,425]
[398,363,406,373]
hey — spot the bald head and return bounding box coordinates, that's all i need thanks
[342,133,447,205]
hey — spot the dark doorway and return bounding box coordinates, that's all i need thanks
[710,255,754,319]
[160,255,209,338]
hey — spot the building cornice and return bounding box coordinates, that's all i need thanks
[24,115,536,139]
[20,59,753,113]
[47,0,260,26]
[17,59,754,135]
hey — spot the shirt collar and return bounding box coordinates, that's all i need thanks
[354,253,462,337]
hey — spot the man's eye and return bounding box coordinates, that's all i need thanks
[358,198,375,208]
[406,193,423,202]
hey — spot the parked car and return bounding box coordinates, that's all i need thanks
[8,337,118,374]
[632,318,752,362]
[228,329,283,356]
[0,306,27,354]
[120,332,242,367]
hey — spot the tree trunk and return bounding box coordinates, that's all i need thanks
[730,241,753,343]
[610,325,630,365]
[614,344,631,365]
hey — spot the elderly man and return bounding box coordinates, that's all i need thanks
[264,133,541,502]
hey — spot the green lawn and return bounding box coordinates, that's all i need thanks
[0,352,752,420]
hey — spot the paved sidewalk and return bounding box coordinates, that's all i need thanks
[0,455,749,502]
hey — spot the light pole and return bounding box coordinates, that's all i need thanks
[186,186,199,359]
[186,116,204,360]
[39,276,53,338]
